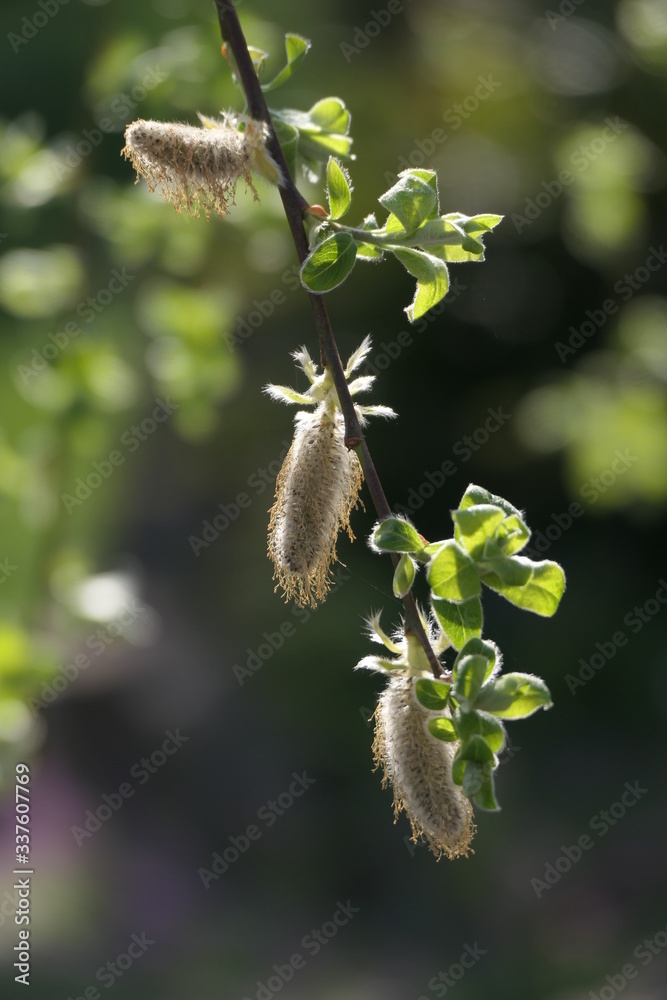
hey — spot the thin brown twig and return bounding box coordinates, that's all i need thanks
[215,1,443,678]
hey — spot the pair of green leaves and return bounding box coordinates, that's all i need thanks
[300,161,502,321]
[371,484,566,651]
[412,636,552,810]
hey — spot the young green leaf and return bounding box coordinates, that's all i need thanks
[427,716,458,742]
[427,540,481,602]
[454,708,506,753]
[483,560,566,616]
[326,157,352,220]
[495,514,531,555]
[378,171,439,234]
[476,672,553,718]
[415,678,451,711]
[458,484,522,520]
[300,233,357,293]
[452,654,488,709]
[371,517,425,554]
[432,596,483,650]
[454,637,499,678]
[479,554,533,587]
[463,760,499,810]
[392,247,450,323]
[261,33,311,92]
[393,553,416,598]
[452,504,505,559]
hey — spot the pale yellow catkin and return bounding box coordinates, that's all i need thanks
[268,410,363,609]
[122,117,262,219]
[373,675,475,859]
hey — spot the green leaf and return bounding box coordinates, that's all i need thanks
[326,158,352,220]
[459,733,495,763]
[392,247,450,323]
[247,46,270,76]
[415,678,451,711]
[399,217,486,261]
[476,672,553,719]
[372,517,425,554]
[454,708,506,752]
[427,540,480,603]
[393,553,416,598]
[496,514,531,555]
[458,484,522,520]
[308,97,350,132]
[427,716,458,742]
[463,760,499,810]
[479,554,533,587]
[452,504,505,560]
[431,596,482,650]
[452,654,488,709]
[261,33,311,92]
[300,233,357,293]
[483,560,566,616]
[455,637,498,679]
[379,171,438,234]
[447,212,504,236]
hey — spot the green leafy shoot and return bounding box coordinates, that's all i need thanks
[261,33,311,92]
[300,163,502,321]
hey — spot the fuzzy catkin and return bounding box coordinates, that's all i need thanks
[373,675,475,859]
[122,118,261,218]
[268,410,363,608]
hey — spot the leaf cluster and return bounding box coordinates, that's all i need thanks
[367,484,565,810]
[301,161,502,321]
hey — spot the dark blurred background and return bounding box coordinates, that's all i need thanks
[1,0,666,997]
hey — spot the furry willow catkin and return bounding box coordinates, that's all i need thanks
[373,675,475,859]
[122,113,282,219]
[264,337,395,608]
[268,409,363,608]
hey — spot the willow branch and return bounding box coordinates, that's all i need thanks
[215,1,444,679]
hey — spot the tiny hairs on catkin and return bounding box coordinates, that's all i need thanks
[373,675,475,859]
[264,337,396,608]
[122,113,282,219]
[268,409,363,608]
